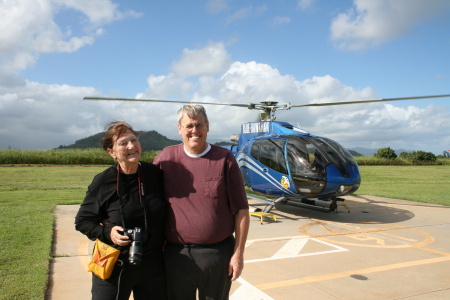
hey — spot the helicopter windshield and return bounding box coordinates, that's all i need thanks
[319,138,358,168]
[311,138,357,178]
[285,137,327,197]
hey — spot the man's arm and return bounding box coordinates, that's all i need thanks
[229,208,250,281]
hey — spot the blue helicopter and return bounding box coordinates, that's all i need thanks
[222,101,362,213]
[84,94,449,213]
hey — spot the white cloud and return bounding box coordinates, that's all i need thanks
[0,34,448,154]
[330,0,450,51]
[225,5,267,25]
[133,45,449,154]
[0,0,140,74]
[0,0,53,54]
[0,80,104,149]
[141,73,196,100]
[30,33,97,53]
[297,0,318,11]
[171,42,232,78]
[52,0,142,27]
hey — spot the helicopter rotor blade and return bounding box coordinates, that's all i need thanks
[289,94,450,108]
[83,96,249,108]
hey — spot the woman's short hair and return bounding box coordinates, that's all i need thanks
[101,121,137,151]
[177,104,209,124]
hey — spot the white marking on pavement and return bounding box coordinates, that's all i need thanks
[230,277,275,300]
[271,235,309,259]
[244,236,348,263]
[232,236,349,298]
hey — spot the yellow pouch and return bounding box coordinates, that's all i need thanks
[88,239,120,280]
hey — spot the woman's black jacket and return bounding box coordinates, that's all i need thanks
[75,162,166,262]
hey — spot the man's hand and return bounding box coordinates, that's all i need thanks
[229,252,244,281]
[229,209,250,281]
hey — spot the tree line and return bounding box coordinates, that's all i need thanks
[374,147,444,162]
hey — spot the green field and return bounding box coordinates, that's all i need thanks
[355,165,450,205]
[0,165,449,299]
[0,166,105,300]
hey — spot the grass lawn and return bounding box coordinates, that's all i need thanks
[0,165,449,299]
[355,165,450,206]
[0,166,106,300]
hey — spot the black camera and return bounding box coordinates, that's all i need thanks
[123,227,144,265]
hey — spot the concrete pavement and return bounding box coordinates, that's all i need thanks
[46,195,450,299]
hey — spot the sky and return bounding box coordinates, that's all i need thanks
[1,0,449,155]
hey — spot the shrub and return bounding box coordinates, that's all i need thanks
[400,150,436,163]
[374,147,397,160]
[399,152,409,159]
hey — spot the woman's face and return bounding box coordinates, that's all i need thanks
[107,129,141,165]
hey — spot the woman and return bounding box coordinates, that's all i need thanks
[75,121,166,300]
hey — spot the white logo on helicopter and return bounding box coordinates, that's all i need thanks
[242,122,270,134]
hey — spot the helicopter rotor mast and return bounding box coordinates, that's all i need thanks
[247,101,291,121]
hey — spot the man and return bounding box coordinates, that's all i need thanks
[153,104,250,300]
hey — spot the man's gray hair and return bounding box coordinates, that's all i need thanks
[177,104,209,124]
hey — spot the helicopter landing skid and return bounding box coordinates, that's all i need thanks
[246,194,287,213]
[285,197,348,213]
[247,195,349,214]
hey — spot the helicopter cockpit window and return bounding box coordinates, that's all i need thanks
[313,138,350,178]
[258,139,288,174]
[320,138,358,168]
[285,137,326,197]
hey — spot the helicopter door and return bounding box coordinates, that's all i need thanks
[249,138,291,195]
[285,137,327,197]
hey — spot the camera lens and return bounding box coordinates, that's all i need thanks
[128,227,143,265]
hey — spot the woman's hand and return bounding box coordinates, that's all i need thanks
[110,226,131,246]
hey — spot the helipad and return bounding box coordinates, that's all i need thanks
[47,195,450,299]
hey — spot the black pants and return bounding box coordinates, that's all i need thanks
[91,256,166,300]
[164,237,235,300]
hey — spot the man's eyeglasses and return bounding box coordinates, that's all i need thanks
[180,123,207,131]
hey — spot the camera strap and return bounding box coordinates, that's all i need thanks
[115,163,148,239]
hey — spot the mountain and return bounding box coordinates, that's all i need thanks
[348,150,363,157]
[57,130,180,151]
[138,131,181,151]
[348,147,378,156]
